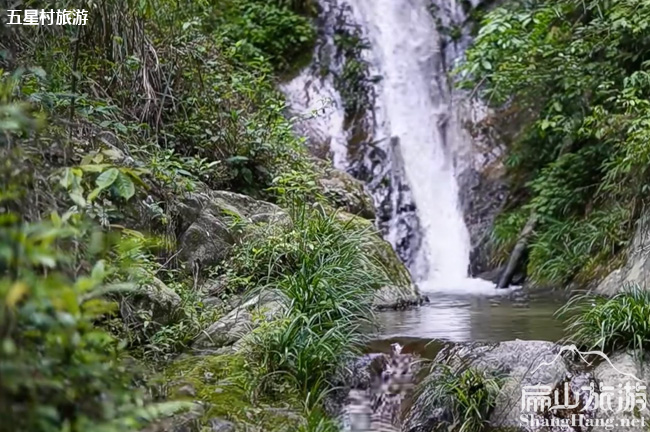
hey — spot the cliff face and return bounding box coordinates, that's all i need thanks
[283,0,510,279]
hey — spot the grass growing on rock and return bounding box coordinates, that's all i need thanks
[158,206,388,430]
[408,363,502,432]
[560,285,650,355]
[238,205,388,417]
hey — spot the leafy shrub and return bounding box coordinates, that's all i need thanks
[219,0,316,70]
[527,206,630,285]
[0,218,189,431]
[490,208,528,265]
[560,285,650,354]
[411,364,502,432]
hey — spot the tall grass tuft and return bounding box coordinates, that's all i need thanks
[559,285,650,354]
[241,204,387,408]
[409,364,501,432]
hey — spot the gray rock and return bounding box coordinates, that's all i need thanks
[176,190,287,272]
[596,212,650,295]
[126,277,182,327]
[406,340,570,432]
[141,403,203,432]
[176,384,197,398]
[193,290,286,349]
[178,213,233,270]
[458,166,508,277]
[207,418,235,432]
[592,352,650,432]
[320,167,375,220]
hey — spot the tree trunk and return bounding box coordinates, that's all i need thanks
[497,214,537,288]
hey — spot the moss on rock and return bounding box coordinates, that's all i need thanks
[161,354,303,431]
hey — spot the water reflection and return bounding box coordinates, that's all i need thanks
[376,289,567,345]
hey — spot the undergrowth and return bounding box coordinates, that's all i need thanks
[0,0,372,430]
[560,285,650,355]
[237,206,388,426]
[462,0,650,286]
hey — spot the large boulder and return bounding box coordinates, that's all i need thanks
[319,166,376,220]
[596,212,650,295]
[193,290,286,349]
[337,212,422,309]
[175,190,287,271]
[124,277,182,328]
[405,340,571,432]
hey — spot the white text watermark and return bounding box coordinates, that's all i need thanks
[5,9,88,26]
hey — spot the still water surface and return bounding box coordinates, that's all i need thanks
[371,288,568,357]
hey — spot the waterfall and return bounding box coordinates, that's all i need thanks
[283,0,499,291]
[351,0,470,285]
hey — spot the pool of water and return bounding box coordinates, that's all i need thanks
[372,286,568,357]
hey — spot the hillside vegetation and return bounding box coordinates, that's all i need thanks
[0,1,403,431]
[461,0,650,286]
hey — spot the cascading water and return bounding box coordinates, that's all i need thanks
[283,0,500,291]
[350,0,470,286]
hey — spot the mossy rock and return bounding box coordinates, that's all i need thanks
[161,354,303,431]
[319,166,375,220]
[336,212,422,309]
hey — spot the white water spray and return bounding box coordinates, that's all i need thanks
[283,0,504,293]
[351,0,471,286]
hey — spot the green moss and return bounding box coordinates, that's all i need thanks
[162,354,303,431]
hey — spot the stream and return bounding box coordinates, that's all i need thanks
[371,287,567,358]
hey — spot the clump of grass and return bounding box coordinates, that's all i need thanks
[409,364,502,432]
[241,204,387,408]
[559,285,650,354]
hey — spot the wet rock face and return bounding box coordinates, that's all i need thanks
[452,95,509,277]
[281,0,425,274]
[457,164,508,276]
[596,212,650,296]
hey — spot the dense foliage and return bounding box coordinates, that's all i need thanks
[460,0,650,285]
[0,1,386,431]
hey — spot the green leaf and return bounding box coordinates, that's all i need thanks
[91,260,107,281]
[69,191,87,207]
[87,187,102,202]
[59,168,75,189]
[96,168,119,189]
[113,172,135,200]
